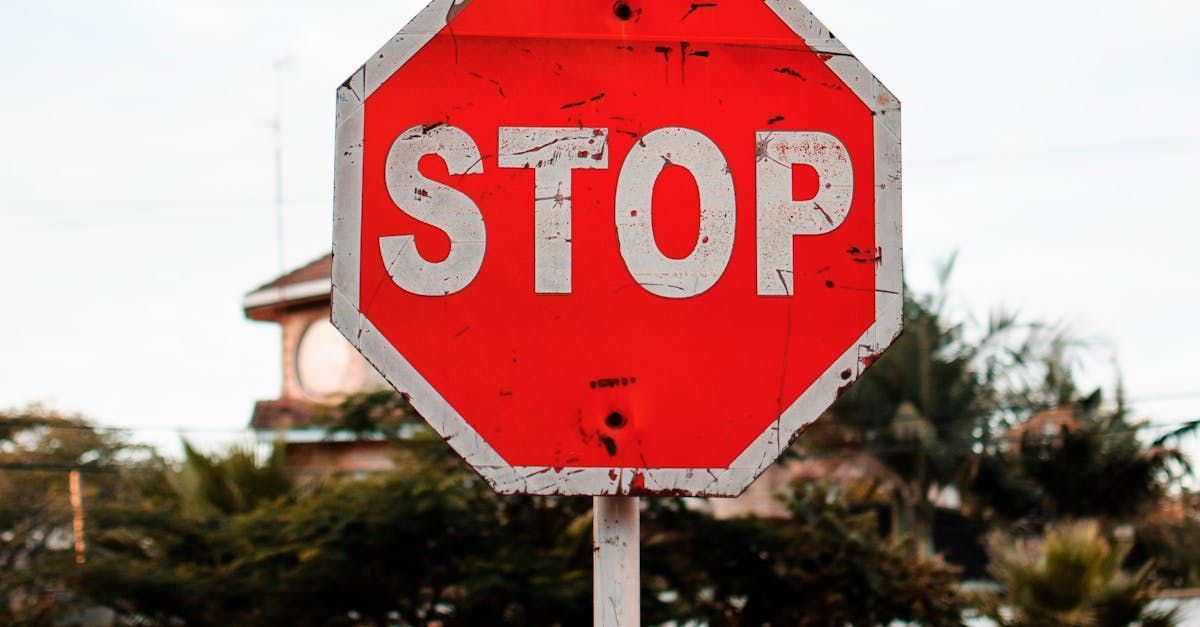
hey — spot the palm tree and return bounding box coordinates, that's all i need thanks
[805,256,1074,555]
[979,520,1176,627]
[967,386,1190,525]
[174,440,292,516]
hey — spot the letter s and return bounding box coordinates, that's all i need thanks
[380,124,485,296]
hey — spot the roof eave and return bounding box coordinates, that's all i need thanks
[242,278,332,320]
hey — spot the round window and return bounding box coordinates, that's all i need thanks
[295,318,354,399]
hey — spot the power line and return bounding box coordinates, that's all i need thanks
[0,197,321,212]
[0,462,116,474]
[0,215,279,230]
[0,196,330,221]
[0,418,255,435]
[910,134,1200,168]
[0,200,328,230]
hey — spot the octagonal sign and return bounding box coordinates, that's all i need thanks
[331,0,901,496]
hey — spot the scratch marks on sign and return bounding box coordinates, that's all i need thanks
[589,377,638,389]
[534,182,571,208]
[813,201,834,225]
[680,2,718,21]
[754,132,792,170]
[679,41,710,85]
[561,92,607,109]
[653,45,672,83]
[445,0,471,22]
[502,131,600,158]
[776,275,795,412]
[847,245,883,265]
[467,71,505,97]
[857,343,882,373]
[774,66,807,81]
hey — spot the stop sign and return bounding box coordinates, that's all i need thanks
[331,0,901,496]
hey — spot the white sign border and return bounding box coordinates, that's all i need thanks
[331,0,902,497]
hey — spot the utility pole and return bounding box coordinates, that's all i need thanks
[272,55,292,276]
[68,470,86,565]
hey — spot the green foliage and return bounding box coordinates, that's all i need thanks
[979,520,1176,627]
[0,406,162,625]
[74,449,595,626]
[642,482,964,626]
[1133,492,1200,588]
[1018,417,1184,522]
[812,258,1188,567]
[814,258,1050,553]
[212,461,595,626]
[1,414,962,626]
[821,284,982,549]
[968,392,1188,523]
[316,390,422,439]
[175,440,291,516]
[66,442,295,625]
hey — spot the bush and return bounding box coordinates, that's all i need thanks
[979,520,1175,627]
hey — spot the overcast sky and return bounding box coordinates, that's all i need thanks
[1,0,1197,454]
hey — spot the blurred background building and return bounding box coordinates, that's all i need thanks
[243,254,394,475]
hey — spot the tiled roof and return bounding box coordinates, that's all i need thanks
[243,254,333,319]
[250,254,332,292]
[1006,407,1080,438]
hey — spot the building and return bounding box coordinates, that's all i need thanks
[243,254,396,475]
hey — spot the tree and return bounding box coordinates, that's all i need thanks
[174,440,291,517]
[978,520,1176,627]
[1133,491,1200,588]
[810,257,1057,555]
[806,255,1131,558]
[966,388,1189,525]
[72,446,593,626]
[642,482,964,626]
[0,405,159,625]
[43,396,964,626]
[72,444,288,625]
[316,389,422,440]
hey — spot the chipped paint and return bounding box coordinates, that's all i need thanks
[593,496,639,626]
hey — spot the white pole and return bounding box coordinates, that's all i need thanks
[594,495,640,627]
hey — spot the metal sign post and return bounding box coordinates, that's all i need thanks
[594,496,639,627]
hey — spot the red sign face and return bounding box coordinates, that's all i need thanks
[332,0,902,496]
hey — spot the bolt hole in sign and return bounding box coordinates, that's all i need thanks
[332,0,901,496]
